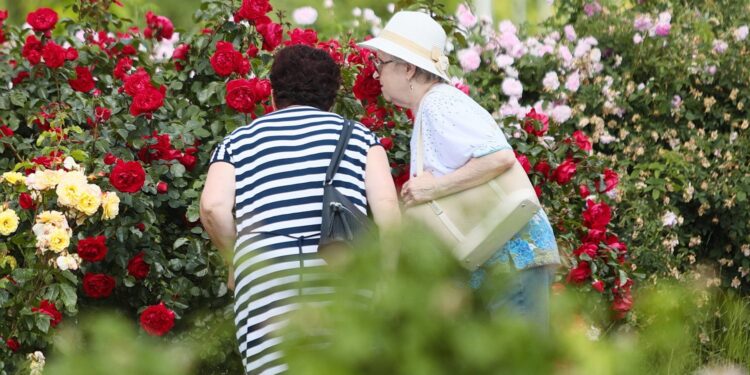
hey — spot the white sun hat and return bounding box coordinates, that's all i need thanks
[358,11,450,81]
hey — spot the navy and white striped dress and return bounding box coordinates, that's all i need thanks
[209,106,380,374]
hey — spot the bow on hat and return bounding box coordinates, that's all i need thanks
[431,47,449,74]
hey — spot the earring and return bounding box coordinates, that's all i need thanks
[409,82,414,92]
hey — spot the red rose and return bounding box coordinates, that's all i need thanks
[380,137,394,150]
[22,35,44,65]
[128,251,150,279]
[523,108,549,137]
[77,235,108,262]
[573,242,598,259]
[515,153,531,173]
[113,57,133,81]
[253,79,272,102]
[391,164,410,193]
[578,184,591,199]
[235,0,273,23]
[534,185,542,197]
[173,44,190,60]
[225,79,257,113]
[582,199,611,230]
[42,42,66,68]
[130,87,165,117]
[82,273,116,299]
[135,223,146,231]
[604,235,627,255]
[69,66,96,92]
[572,130,592,152]
[109,160,146,193]
[566,261,591,284]
[612,290,633,313]
[5,337,19,352]
[144,11,174,41]
[210,41,249,77]
[32,299,62,328]
[285,28,318,46]
[66,47,78,61]
[584,228,606,244]
[123,68,152,97]
[257,22,283,51]
[95,106,112,122]
[0,125,13,138]
[19,192,35,210]
[353,65,382,103]
[605,235,627,263]
[27,8,58,32]
[598,168,619,193]
[103,153,119,165]
[533,160,551,179]
[172,44,189,70]
[552,158,577,185]
[318,39,344,64]
[178,153,197,171]
[591,279,605,293]
[12,71,30,85]
[140,302,175,336]
[157,181,168,194]
[246,44,259,58]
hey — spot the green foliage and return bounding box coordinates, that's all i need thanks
[282,228,749,374]
[546,0,750,291]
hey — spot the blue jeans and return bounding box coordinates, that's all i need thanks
[475,265,556,330]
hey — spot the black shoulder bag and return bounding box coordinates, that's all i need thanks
[318,120,373,254]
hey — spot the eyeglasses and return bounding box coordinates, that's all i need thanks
[371,55,396,73]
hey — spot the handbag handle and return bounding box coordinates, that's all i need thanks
[325,119,355,186]
[414,87,441,177]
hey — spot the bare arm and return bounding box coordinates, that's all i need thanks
[200,162,237,266]
[401,149,516,206]
[365,146,401,232]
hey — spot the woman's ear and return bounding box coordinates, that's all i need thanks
[405,63,417,81]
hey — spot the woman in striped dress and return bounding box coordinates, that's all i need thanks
[200,45,400,374]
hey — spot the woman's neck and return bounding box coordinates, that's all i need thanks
[409,81,441,114]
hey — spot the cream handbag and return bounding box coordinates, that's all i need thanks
[405,115,541,271]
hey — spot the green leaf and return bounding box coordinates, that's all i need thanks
[187,204,201,223]
[737,191,747,202]
[59,284,78,310]
[174,237,189,250]
[171,163,186,178]
[35,314,51,333]
[10,91,28,107]
[70,149,90,162]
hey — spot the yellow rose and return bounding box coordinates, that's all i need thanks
[101,192,120,220]
[0,209,20,236]
[36,210,68,228]
[75,185,102,216]
[64,170,88,185]
[48,228,70,253]
[1,172,26,185]
[56,181,83,207]
[26,170,63,191]
[1,255,17,270]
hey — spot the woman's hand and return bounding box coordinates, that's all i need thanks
[401,171,440,206]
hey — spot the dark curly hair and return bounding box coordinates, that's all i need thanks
[270,45,341,111]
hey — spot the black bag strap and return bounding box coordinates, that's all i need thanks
[324,119,354,186]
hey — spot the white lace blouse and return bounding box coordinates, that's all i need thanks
[410,83,512,177]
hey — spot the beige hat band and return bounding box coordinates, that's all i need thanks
[378,30,449,76]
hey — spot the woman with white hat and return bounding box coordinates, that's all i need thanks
[358,11,561,325]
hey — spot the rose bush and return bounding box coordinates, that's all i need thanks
[0,0,639,372]
[539,0,750,293]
